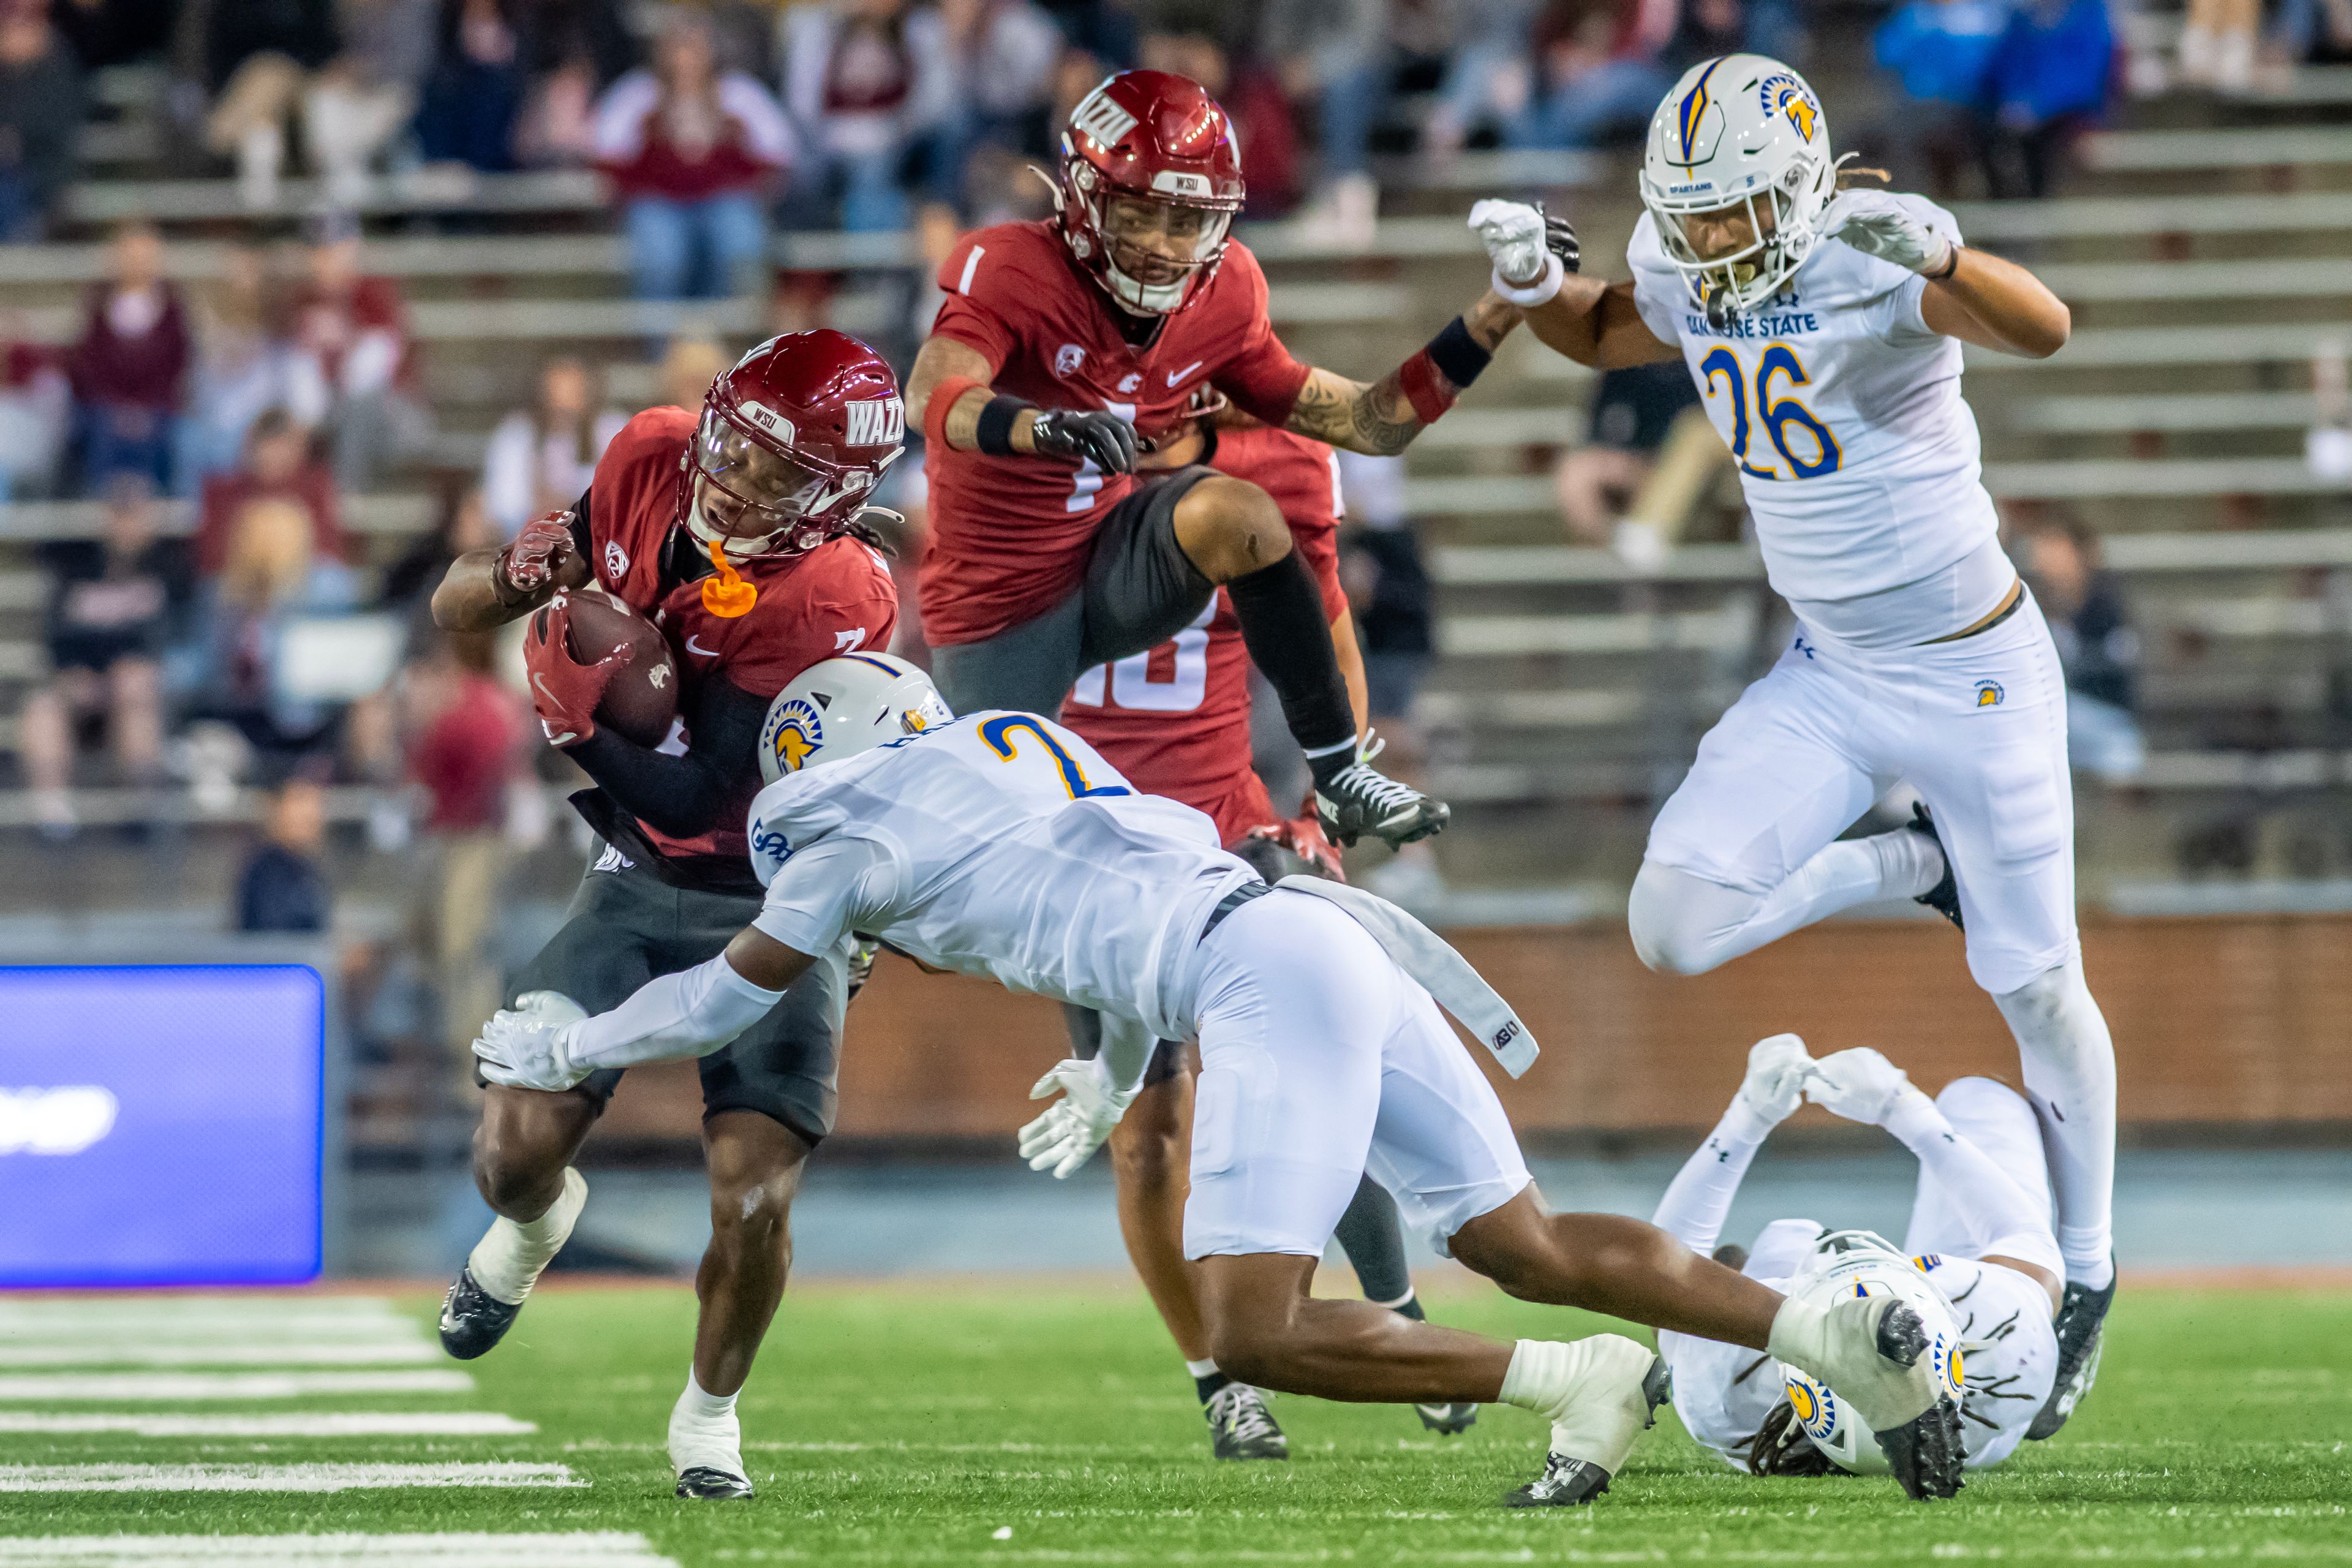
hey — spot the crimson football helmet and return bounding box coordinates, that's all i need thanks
[684,330,906,562]
[1055,70,1245,317]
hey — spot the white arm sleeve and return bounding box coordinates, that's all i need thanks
[567,953,787,1072]
[1650,1098,1777,1257]
[1093,1011,1158,1100]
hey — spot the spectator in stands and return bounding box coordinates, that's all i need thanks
[1506,0,1678,151]
[597,15,794,300]
[1420,0,1540,162]
[0,309,72,500]
[235,777,334,933]
[202,0,342,209]
[933,0,1062,213]
[22,476,194,840]
[71,221,190,496]
[1262,0,1387,246]
[0,0,85,242]
[1138,22,1302,216]
[1874,0,2008,200]
[779,0,951,232]
[1555,360,1727,568]
[51,0,176,72]
[284,209,429,489]
[196,408,351,579]
[480,356,627,537]
[380,484,497,632]
[2310,336,2352,483]
[512,0,639,166]
[2278,0,2352,65]
[657,333,730,412]
[1987,0,2112,197]
[2016,508,2144,785]
[176,242,296,497]
[402,629,527,1053]
[415,0,527,173]
[2181,0,2261,89]
[306,0,435,204]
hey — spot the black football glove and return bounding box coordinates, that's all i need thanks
[1537,201,1581,276]
[1029,408,1139,475]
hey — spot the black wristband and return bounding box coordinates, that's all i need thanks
[975,394,1033,457]
[1425,317,1491,390]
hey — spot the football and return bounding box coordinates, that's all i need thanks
[563,589,679,747]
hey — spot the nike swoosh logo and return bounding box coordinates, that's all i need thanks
[686,635,717,657]
[1166,360,1204,387]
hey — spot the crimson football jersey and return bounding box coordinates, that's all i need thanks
[582,407,900,864]
[1061,426,1346,844]
[919,220,1313,646]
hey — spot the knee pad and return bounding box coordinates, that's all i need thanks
[1627,861,1743,976]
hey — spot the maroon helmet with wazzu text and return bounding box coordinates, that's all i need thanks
[1055,70,1245,317]
[682,330,906,562]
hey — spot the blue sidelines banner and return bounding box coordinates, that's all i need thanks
[0,965,325,1287]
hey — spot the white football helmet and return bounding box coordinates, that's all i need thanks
[756,652,954,784]
[1640,54,1841,319]
[1780,1230,1967,1476]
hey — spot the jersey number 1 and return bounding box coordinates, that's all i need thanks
[1065,399,1138,513]
[1698,344,1842,481]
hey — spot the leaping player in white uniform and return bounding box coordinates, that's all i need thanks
[470,653,1972,1503]
[1469,53,2116,1438]
[1654,1035,2062,1479]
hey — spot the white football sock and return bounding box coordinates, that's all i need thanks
[1630,832,1940,976]
[1183,1358,1221,1380]
[467,1167,587,1306]
[669,1369,745,1477]
[1499,1336,1659,1471]
[1992,959,2116,1288]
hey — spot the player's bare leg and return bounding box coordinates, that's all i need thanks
[671,1109,814,1500]
[440,1084,598,1359]
[1167,477,1446,848]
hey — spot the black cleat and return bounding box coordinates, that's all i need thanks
[1205,1383,1289,1461]
[676,1466,755,1500]
[1869,1303,1966,1501]
[1504,1453,1612,1507]
[436,1267,521,1361]
[1314,761,1449,848]
[1414,1400,1479,1436]
[1905,804,1964,931]
[2029,1264,2116,1440]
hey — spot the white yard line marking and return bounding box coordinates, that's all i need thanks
[0,1533,673,1566]
[0,1343,437,1368]
[0,1322,424,1346]
[0,1371,472,1402]
[0,1299,404,1328]
[0,1462,584,1493]
[0,1411,533,1437]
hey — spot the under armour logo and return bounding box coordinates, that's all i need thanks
[1793,634,1815,660]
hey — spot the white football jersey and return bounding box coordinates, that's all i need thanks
[1660,1218,2057,1471]
[742,710,1255,1042]
[1628,195,1999,612]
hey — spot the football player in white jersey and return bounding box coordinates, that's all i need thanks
[471,653,1971,1502]
[1468,53,2115,1438]
[1654,1036,2061,1479]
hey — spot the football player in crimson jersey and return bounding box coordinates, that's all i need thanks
[1057,404,1481,1458]
[427,330,906,1501]
[906,67,1521,850]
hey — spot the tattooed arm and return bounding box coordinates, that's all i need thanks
[1282,292,1521,455]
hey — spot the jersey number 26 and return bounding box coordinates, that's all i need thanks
[1699,344,1842,481]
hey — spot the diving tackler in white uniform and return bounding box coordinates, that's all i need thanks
[1469,52,2117,1441]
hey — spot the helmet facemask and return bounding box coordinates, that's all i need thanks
[1061,163,1234,316]
[1645,155,1830,328]
[687,404,886,562]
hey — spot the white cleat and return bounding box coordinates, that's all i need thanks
[1502,1335,1671,1507]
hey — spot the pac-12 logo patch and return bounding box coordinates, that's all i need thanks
[604,540,628,579]
[1054,343,1087,377]
[766,698,823,773]
[1974,680,2005,707]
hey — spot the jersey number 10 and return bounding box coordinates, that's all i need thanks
[1698,344,1842,481]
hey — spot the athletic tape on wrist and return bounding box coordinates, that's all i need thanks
[1396,350,1453,425]
[1491,251,1564,308]
[974,394,1034,458]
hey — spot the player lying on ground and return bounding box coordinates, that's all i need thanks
[908,67,1520,850]
[1657,1036,2061,1479]
[1469,53,2116,1436]
[472,655,1971,1502]
[1058,396,1474,1457]
[428,331,907,1499]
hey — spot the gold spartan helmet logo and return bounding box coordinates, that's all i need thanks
[774,722,817,772]
[1784,91,1817,141]
[1788,1379,1819,1425]
[1976,680,2005,707]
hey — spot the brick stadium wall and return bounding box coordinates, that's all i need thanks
[590,913,2352,1144]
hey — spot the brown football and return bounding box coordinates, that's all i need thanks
[564,590,679,748]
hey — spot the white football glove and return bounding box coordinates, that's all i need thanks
[1804,1046,1923,1127]
[1823,189,1954,276]
[472,990,592,1092]
[1737,1032,1815,1125]
[1468,198,1576,305]
[1017,1055,1137,1180]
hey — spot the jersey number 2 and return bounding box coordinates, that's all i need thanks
[979,715,1131,799]
[1698,344,1842,481]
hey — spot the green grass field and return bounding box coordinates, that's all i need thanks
[9,1280,2350,1566]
